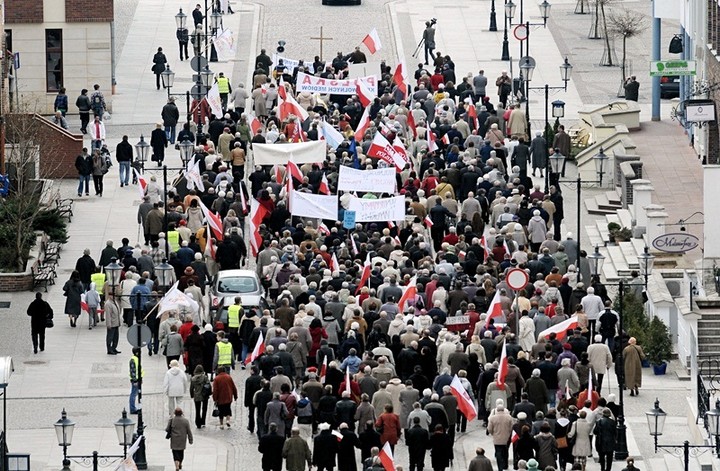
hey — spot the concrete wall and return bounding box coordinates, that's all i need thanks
[703,166,720,258]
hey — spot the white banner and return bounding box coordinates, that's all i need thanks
[296,72,378,95]
[348,195,406,222]
[206,83,223,117]
[291,191,338,220]
[212,29,236,61]
[158,282,200,315]
[338,166,396,193]
[252,141,326,166]
[272,54,316,73]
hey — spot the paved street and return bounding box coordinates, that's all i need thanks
[0,0,707,470]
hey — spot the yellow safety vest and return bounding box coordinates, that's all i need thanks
[167,231,180,253]
[217,341,232,366]
[217,76,230,94]
[91,273,106,294]
[228,304,242,328]
[129,356,145,380]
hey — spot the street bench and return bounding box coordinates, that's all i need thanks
[55,197,74,222]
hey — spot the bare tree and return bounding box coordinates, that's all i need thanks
[608,8,648,83]
[599,0,615,66]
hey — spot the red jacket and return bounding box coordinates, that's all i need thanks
[375,412,402,445]
[212,372,238,405]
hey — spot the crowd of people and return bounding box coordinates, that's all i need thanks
[45,35,657,471]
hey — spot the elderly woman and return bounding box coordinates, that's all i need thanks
[623,337,645,396]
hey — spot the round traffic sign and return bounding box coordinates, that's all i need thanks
[190,55,209,73]
[514,24,528,41]
[127,324,152,348]
[506,268,530,291]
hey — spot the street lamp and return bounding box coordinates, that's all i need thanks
[539,0,551,25]
[114,409,136,458]
[490,0,498,31]
[646,398,667,445]
[104,258,123,290]
[594,147,608,185]
[505,0,516,24]
[174,8,187,30]
[520,58,535,82]
[135,136,150,173]
[588,246,605,278]
[637,246,655,287]
[501,0,513,60]
[155,259,174,292]
[178,138,195,166]
[161,66,175,96]
[552,99,565,119]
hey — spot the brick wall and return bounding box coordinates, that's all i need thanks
[5,0,43,24]
[66,0,114,22]
[0,273,34,291]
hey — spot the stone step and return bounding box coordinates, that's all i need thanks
[698,320,720,328]
[697,299,720,309]
[631,237,647,254]
[595,220,611,243]
[585,225,605,249]
[619,241,639,269]
[602,263,620,282]
[585,198,617,215]
[605,213,621,227]
[697,344,720,355]
[595,193,622,211]
[606,190,621,206]
[617,208,634,229]
[697,336,720,344]
[605,245,632,275]
[699,314,720,322]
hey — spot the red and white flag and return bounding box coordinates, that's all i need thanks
[287,159,303,184]
[330,252,340,273]
[423,215,434,228]
[392,136,412,170]
[132,167,147,200]
[238,185,249,215]
[199,200,224,241]
[206,225,217,259]
[497,339,508,387]
[361,28,382,54]
[80,293,90,314]
[379,441,396,471]
[387,221,396,229]
[367,132,406,172]
[406,110,417,139]
[441,134,450,145]
[278,80,309,122]
[485,290,503,327]
[427,127,438,153]
[245,331,266,365]
[511,430,519,444]
[356,80,375,108]
[345,367,351,396]
[320,355,328,383]
[249,198,271,256]
[503,239,511,255]
[587,367,593,394]
[398,276,417,312]
[354,105,372,141]
[392,61,408,100]
[450,375,477,421]
[331,430,344,442]
[318,222,331,236]
[319,173,330,195]
[565,379,571,399]
[355,253,372,294]
[247,113,263,135]
[467,104,479,130]
[274,164,284,184]
[350,234,359,255]
[537,315,580,342]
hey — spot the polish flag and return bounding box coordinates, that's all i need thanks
[320,355,328,383]
[393,235,402,247]
[331,430,344,442]
[356,80,375,108]
[330,252,340,273]
[423,215,434,228]
[287,159,303,184]
[379,442,396,471]
[274,164,284,184]
[361,28,382,54]
[467,104,479,130]
[427,127,438,153]
[319,173,330,195]
[392,61,408,100]
[511,430,519,444]
[245,331,266,365]
[565,379,571,399]
[80,293,90,313]
[354,105,372,141]
[450,375,477,421]
[587,367,593,394]
[367,132,406,172]
[392,136,412,170]
[132,167,147,200]
[484,290,504,327]
[497,339,508,387]
[355,253,372,294]
[480,236,492,261]
[199,200,224,241]
[318,222,331,236]
[397,276,417,312]
[247,113,263,135]
[278,80,309,122]
[249,198,271,256]
[441,134,450,145]
[406,110,417,139]
[503,239,511,255]
[239,185,249,215]
[387,220,396,229]
[537,315,580,342]
[345,367,351,396]
[350,234,359,255]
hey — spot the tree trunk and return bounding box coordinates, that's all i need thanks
[601,3,613,66]
[622,36,627,82]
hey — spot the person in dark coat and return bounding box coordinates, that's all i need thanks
[406,417,431,471]
[184,325,205,374]
[429,425,453,471]
[359,420,382,462]
[337,423,361,471]
[623,76,639,101]
[150,123,168,166]
[161,97,181,144]
[63,271,84,327]
[27,292,53,354]
[201,324,217,376]
[313,423,339,471]
[74,249,97,290]
[152,47,167,90]
[258,423,286,471]
[594,409,617,471]
[245,366,263,433]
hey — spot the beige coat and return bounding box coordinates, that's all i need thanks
[623,343,645,389]
[587,342,613,376]
[487,409,513,445]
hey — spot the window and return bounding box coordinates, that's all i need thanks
[45,29,63,92]
[4,30,12,52]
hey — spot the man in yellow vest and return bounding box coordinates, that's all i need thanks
[167,223,181,253]
[129,347,144,414]
[216,72,232,113]
[214,330,235,373]
[90,271,106,320]
[227,296,243,362]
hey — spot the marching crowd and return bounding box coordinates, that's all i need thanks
[47,38,653,471]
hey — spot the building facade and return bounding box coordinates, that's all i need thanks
[5,0,114,114]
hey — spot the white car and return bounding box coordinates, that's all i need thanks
[208,269,263,313]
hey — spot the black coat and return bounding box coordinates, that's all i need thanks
[258,431,286,470]
[74,254,96,284]
[358,428,381,462]
[338,430,360,471]
[405,425,430,462]
[151,128,168,161]
[27,298,53,330]
[312,430,338,468]
[429,431,453,469]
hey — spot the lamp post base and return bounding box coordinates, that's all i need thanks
[614,418,629,461]
[501,40,510,61]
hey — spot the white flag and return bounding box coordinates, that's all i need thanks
[212,29,236,61]
[184,159,205,192]
[206,84,223,117]
[158,282,200,315]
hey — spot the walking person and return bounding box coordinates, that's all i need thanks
[623,76,639,101]
[152,47,168,90]
[216,72,232,113]
[76,88,92,133]
[89,115,106,151]
[85,282,101,328]
[129,347,143,413]
[623,337,645,396]
[27,292,53,354]
[105,292,122,355]
[115,135,133,188]
[212,365,238,429]
[91,149,108,197]
[90,84,106,118]
[259,423,286,471]
[151,123,169,166]
[164,324,184,368]
[429,424,453,471]
[63,271,84,327]
[54,87,68,116]
[75,148,92,197]
[422,21,436,65]
[166,407,193,471]
[164,359,188,416]
[177,23,189,61]
[162,97,180,145]
[593,409,616,471]
[283,427,313,471]
[190,365,211,429]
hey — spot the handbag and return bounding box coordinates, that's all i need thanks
[556,436,568,448]
[201,381,212,399]
[46,317,54,328]
[212,405,220,417]
[165,419,173,439]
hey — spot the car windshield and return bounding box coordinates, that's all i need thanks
[217,276,259,293]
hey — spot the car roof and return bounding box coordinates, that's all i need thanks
[216,270,258,279]
[220,294,263,307]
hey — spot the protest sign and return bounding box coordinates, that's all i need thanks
[337,166,396,193]
[296,72,378,95]
[291,191,338,220]
[252,141,325,165]
[348,195,405,222]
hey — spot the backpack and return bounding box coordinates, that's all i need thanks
[92,94,103,106]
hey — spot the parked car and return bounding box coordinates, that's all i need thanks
[208,269,262,313]
[660,75,680,99]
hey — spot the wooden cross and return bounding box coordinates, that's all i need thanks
[310,27,333,61]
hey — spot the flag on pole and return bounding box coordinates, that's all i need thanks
[345,367,351,396]
[587,367,593,394]
[212,28,236,61]
[565,379,571,399]
[350,234,359,255]
[277,80,309,121]
[537,315,580,342]
[199,200,224,241]
[330,252,340,273]
[206,83,223,117]
[441,134,450,145]
[467,103,479,130]
[132,167,147,200]
[367,132,406,172]
[349,137,361,169]
[247,112,263,135]
[354,105,372,141]
[245,331,266,365]
[484,290,504,327]
[397,276,417,312]
[319,173,330,195]
[331,430,344,442]
[356,80,375,108]
[423,215,434,228]
[286,159,303,184]
[249,198,271,256]
[379,441,396,471]
[318,222,331,236]
[320,355,328,383]
[80,293,90,313]
[450,375,477,421]
[511,430,519,444]
[361,28,382,54]
[406,109,417,139]
[497,339,508,387]
[355,253,372,294]
[427,127,438,153]
[184,158,205,192]
[157,281,200,315]
[319,120,345,150]
[392,61,408,100]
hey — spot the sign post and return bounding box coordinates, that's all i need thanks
[506,268,530,338]
[343,211,356,230]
